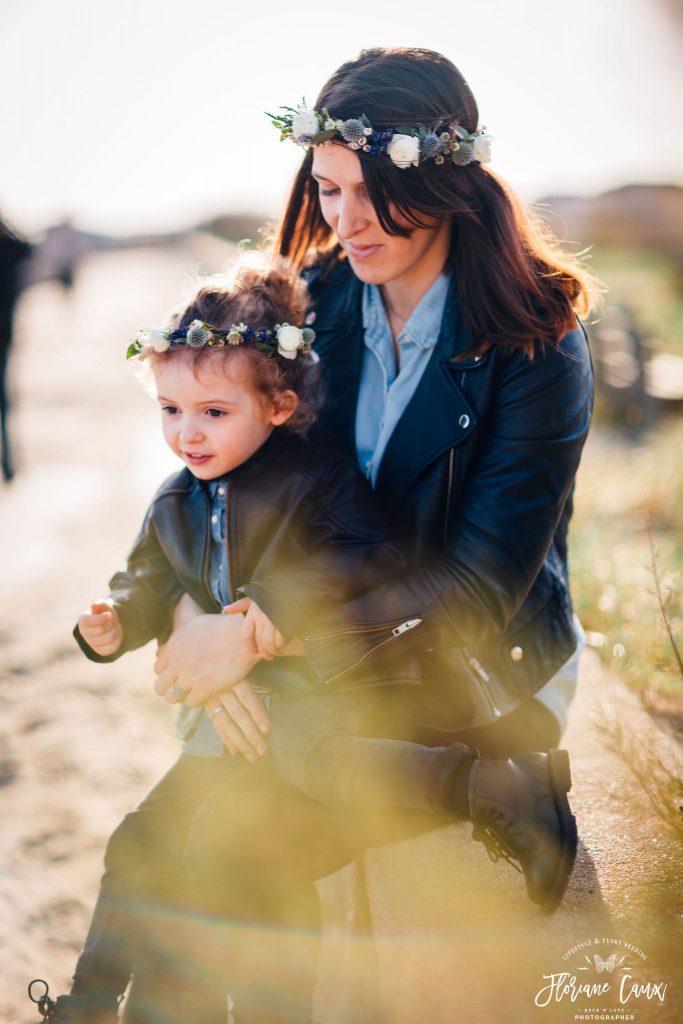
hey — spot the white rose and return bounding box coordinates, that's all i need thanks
[387,133,420,169]
[291,110,319,143]
[277,324,303,358]
[147,328,171,352]
[472,134,493,164]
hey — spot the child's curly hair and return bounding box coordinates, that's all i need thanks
[144,254,323,434]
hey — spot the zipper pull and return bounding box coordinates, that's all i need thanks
[468,655,491,683]
[392,618,422,637]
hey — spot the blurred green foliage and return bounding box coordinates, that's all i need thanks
[571,247,683,730]
[588,246,683,356]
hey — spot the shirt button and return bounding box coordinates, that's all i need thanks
[217,486,225,496]
[211,514,218,524]
[459,414,470,429]
[510,646,524,662]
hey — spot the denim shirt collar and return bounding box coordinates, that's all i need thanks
[361,270,451,352]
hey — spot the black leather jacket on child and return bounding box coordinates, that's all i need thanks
[73,430,423,691]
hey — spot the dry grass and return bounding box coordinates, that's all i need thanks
[593,705,683,838]
[571,417,683,729]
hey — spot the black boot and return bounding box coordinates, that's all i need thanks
[29,980,120,1023]
[468,748,578,913]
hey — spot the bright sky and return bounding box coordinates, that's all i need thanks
[2,0,681,236]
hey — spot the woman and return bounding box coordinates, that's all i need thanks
[149,45,595,1022]
[34,47,595,1024]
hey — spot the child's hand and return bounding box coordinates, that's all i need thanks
[223,598,283,661]
[78,601,124,657]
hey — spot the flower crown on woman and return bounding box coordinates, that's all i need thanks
[267,101,493,169]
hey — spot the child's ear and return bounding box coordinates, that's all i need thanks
[270,390,299,426]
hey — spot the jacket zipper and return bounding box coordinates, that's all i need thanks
[463,646,502,718]
[305,614,421,688]
[319,618,421,684]
[304,617,422,642]
[444,446,455,548]
[224,481,234,602]
[200,488,212,601]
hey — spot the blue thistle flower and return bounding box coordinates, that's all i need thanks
[420,131,448,161]
[340,119,367,146]
[186,321,212,348]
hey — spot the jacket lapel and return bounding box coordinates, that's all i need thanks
[374,278,477,507]
[310,269,364,456]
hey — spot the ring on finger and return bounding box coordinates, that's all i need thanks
[209,706,224,719]
[169,682,189,699]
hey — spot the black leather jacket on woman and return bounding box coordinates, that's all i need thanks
[266,258,594,729]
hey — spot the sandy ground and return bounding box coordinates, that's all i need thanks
[1,243,681,1024]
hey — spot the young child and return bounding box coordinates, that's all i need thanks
[31,256,575,1023]
[73,257,472,804]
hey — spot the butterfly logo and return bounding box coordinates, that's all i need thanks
[595,954,617,973]
[581,952,628,973]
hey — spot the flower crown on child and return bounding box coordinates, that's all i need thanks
[267,102,493,169]
[127,319,316,361]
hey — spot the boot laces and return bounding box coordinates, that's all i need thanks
[472,811,523,874]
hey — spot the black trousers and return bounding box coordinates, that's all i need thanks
[72,696,559,1023]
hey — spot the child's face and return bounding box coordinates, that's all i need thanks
[154,357,291,479]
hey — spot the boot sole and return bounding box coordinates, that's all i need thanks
[541,748,578,914]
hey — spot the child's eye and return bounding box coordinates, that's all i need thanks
[206,408,226,418]
[161,405,178,415]
[319,187,339,197]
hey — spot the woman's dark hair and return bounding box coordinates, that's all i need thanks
[146,257,322,434]
[275,47,599,355]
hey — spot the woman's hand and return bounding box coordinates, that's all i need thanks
[154,611,260,708]
[204,680,271,762]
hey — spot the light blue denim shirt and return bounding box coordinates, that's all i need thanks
[355,274,583,736]
[356,272,451,485]
[177,476,227,758]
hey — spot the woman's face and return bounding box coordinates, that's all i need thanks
[311,144,451,288]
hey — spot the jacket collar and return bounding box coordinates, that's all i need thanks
[311,262,478,506]
[187,430,292,498]
[308,262,365,457]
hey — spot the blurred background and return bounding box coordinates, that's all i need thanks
[1,1,682,1021]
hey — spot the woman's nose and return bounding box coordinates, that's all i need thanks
[336,192,367,240]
